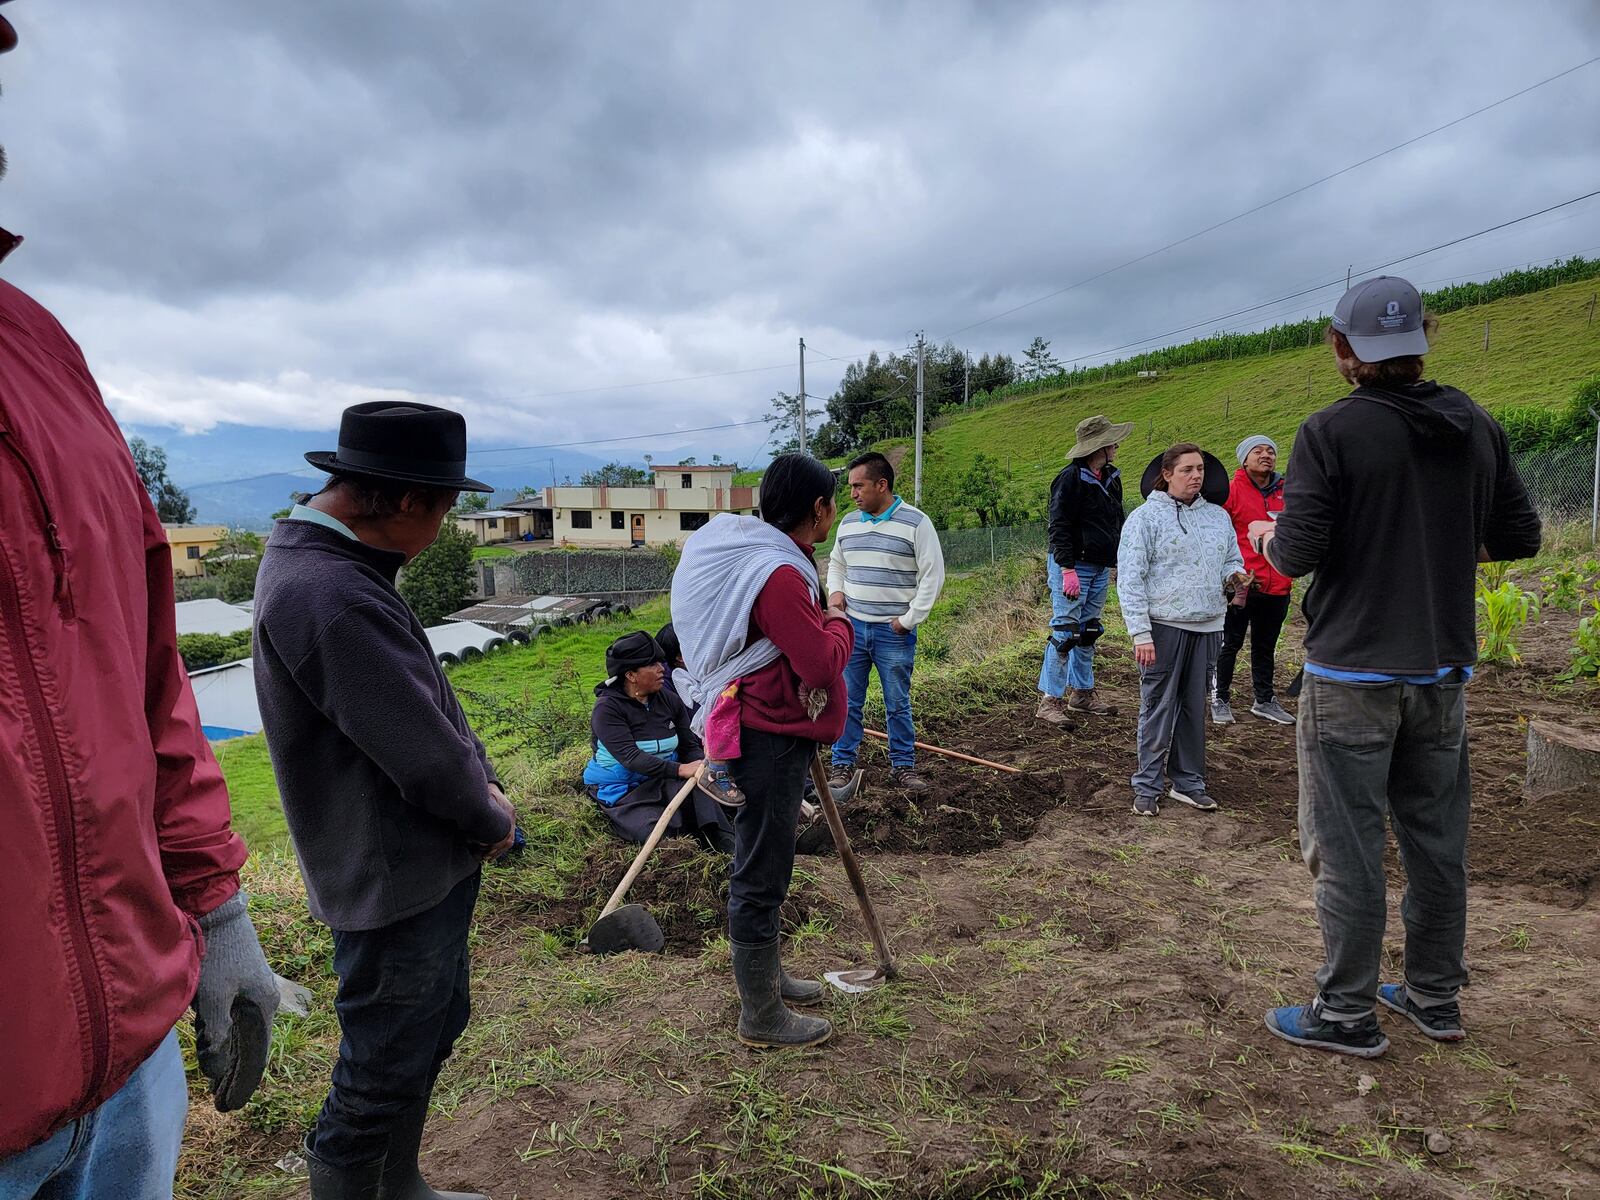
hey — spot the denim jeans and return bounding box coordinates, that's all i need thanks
[727,727,811,945]
[1296,673,1471,1019]
[1038,560,1111,696]
[831,617,918,770]
[312,870,481,1167]
[0,1031,186,1200]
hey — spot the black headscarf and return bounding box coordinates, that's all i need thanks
[606,631,663,680]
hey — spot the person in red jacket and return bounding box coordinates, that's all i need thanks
[1213,435,1296,726]
[0,7,279,1193]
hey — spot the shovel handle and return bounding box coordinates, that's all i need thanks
[598,774,700,920]
[863,728,1022,774]
[808,750,897,980]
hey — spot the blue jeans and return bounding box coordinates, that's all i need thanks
[831,617,918,770]
[0,1031,186,1200]
[312,870,480,1168]
[1038,560,1111,696]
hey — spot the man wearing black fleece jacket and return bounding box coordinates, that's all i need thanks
[1253,277,1541,1061]
[255,402,508,1199]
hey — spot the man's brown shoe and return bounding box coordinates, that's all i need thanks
[826,765,855,792]
[1035,694,1076,727]
[1067,688,1116,716]
[891,768,930,793]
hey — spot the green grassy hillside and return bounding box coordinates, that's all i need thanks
[901,276,1600,523]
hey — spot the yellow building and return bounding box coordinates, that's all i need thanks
[544,465,760,548]
[163,524,228,578]
[453,510,527,545]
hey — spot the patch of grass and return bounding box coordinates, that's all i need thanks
[471,544,521,560]
[213,735,288,853]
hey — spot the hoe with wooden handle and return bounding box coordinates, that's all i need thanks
[807,750,897,994]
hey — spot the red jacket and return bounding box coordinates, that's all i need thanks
[0,271,246,1155]
[1223,468,1292,596]
[741,559,854,742]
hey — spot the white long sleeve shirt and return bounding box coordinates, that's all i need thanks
[825,497,946,628]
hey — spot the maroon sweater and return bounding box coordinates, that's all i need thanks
[740,559,854,742]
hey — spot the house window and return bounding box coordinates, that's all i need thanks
[571,510,593,529]
[680,512,709,532]
[611,511,625,530]
[681,473,693,489]
[487,518,498,530]
[186,546,202,560]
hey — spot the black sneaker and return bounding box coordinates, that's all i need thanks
[1265,1002,1389,1058]
[1377,984,1466,1041]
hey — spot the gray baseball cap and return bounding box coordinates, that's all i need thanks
[1331,275,1430,362]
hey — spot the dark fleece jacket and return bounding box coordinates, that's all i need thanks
[253,519,507,931]
[1268,382,1542,675]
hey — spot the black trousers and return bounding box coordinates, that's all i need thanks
[726,726,812,945]
[312,870,480,1167]
[1214,590,1291,704]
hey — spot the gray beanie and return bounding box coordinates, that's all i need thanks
[1236,434,1277,466]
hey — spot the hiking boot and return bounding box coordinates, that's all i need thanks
[732,938,832,1049]
[1264,1003,1389,1059]
[1035,694,1076,727]
[376,1106,487,1200]
[1251,699,1296,725]
[1210,698,1235,725]
[1377,984,1467,1042]
[1168,787,1219,812]
[696,761,746,807]
[1132,793,1160,818]
[891,768,930,793]
[1067,689,1116,716]
[826,763,856,792]
[780,963,825,1007]
[303,1136,383,1200]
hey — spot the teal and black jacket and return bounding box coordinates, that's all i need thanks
[582,679,702,805]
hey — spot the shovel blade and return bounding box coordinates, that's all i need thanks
[586,903,665,956]
[824,966,889,995]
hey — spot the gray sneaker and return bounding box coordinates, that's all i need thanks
[1210,698,1235,725]
[1132,793,1160,817]
[1251,699,1296,725]
[1168,787,1219,812]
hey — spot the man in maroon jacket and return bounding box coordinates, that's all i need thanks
[0,5,280,1194]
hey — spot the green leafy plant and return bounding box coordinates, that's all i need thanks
[1560,599,1600,680]
[1477,560,1511,591]
[1540,565,1587,612]
[1476,579,1538,665]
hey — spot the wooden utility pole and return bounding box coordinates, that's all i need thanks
[1588,293,1596,327]
[913,332,925,505]
[1483,320,1491,352]
[798,338,806,455]
[963,358,970,407]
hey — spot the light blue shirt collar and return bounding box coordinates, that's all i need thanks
[288,503,359,542]
[861,496,903,525]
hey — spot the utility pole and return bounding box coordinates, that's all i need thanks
[914,332,926,505]
[1346,264,1352,292]
[798,337,806,455]
[963,356,970,407]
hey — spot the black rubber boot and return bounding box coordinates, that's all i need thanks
[304,1135,384,1200]
[780,963,825,1007]
[732,938,831,1047]
[377,1106,487,1200]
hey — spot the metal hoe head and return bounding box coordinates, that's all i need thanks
[584,902,665,956]
[825,965,891,995]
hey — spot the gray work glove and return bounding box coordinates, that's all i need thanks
[193,891,280,1111]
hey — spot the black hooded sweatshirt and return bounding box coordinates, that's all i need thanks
[1268,381,1541,675]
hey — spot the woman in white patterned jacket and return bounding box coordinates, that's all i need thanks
[1117,443,1246,818]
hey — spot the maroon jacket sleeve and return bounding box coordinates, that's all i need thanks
[141,498,247,917]
[752,565,853,690]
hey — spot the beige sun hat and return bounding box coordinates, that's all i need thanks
[1067,414,1134,460]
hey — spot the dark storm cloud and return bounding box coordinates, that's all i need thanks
[2,0,1597,450]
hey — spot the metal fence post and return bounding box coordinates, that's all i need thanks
[1591,407,1599,548]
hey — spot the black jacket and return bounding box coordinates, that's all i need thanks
[589,680,702,779]
[1269,382,1542,674]
[253,520,506,931]
[1048,460,1125,568]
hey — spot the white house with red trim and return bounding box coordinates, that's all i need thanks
[544,464,759,548]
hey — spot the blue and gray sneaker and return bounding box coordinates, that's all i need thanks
[1265,1002,1390,1058]
[1168,787,1219,812]
[1377,984,1466,1041]
[1132,793,1160,817]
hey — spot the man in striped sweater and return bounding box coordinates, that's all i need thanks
[826,452,946,792]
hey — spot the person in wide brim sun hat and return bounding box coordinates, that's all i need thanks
[304,401,495,492]
[1067,414,1135,461]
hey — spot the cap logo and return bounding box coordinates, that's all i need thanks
[1377,297,1409,331]
[1386,300,1400,316]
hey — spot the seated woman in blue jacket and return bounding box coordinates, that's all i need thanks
[582,631,735,852]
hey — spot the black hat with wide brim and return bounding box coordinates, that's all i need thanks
[305,401,494,492]
[1139,448,1231,504]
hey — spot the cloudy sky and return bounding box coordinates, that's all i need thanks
[4,1,1599,483]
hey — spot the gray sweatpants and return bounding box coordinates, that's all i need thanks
[1297,672,1471,1019]
[1132,622,1220,801]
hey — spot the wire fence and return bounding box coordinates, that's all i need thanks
[1516,437,1598,549]
[937,521,1047,571]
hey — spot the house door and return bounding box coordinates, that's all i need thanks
[630,514,646,547]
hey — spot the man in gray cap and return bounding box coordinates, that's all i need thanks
[1250,276,1541,1059]
[1039,413,1133,722]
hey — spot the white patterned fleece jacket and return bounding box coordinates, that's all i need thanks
[1116,491,1244,646]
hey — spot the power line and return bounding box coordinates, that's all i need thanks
[939,54,1600,340]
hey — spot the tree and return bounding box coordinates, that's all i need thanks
[398,521,476,627]
[579,462,650,487]
[127,437,196,523]
[455,493,489,514]
[209,529,264,603]
[514,484,544,499]
[1020,337,1061,382]
[679,456,698,466]
[763,391,827,456]
[270,506,293,520]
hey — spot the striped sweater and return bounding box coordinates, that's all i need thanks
[825,497,946,627]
